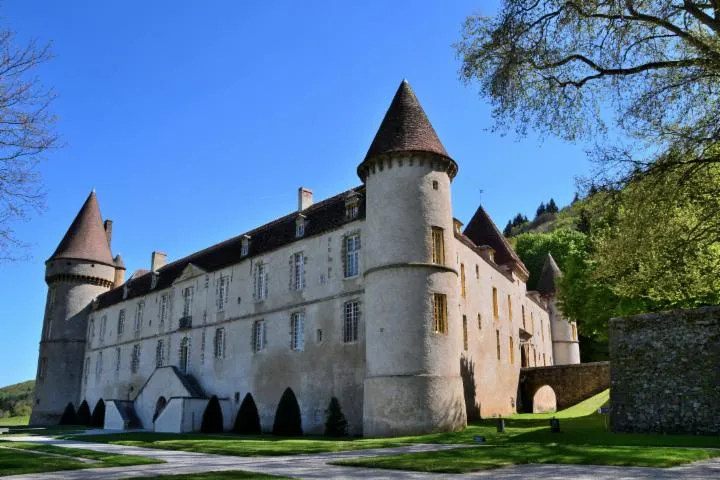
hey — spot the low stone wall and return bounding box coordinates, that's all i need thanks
[610,306,720,435]
[518,361,610,413]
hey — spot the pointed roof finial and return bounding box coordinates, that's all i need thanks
[48,191,114,265]
[537,253,563,295]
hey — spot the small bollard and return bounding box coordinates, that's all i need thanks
[550,417,560,433]
[496,417,505,433]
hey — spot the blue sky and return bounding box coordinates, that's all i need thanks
[0,1,592,387]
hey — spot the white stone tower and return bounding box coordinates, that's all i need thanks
[359,80,467,437]
[538,253,581,365]
[30,192,117,425]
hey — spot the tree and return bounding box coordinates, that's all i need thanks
[547,198,558,214]
[76,400,91,426]
[200,396,224,433]
[503,220,513,236]
[0,30,58,262]
[233,393,261,435]
[576,208,591,234]
[324,397,349,437]
[90,399,105,428]
[272,388,302,436]
[535,202,546,217]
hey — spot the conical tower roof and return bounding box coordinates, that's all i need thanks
[464,205,525,269]
[49,191,114,265]
[358,80,457,179]
[537,253,563,295]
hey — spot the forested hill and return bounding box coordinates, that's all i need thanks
[0,380,34,418]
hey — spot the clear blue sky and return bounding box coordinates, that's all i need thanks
[0,1,591,387]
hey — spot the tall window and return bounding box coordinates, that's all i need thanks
[217,276,229,311]
[496,330,501,360]
[115,348,121,373]
[492,287,499,320]
[290,312,304,351]
[475,264,479,279]
[292,253,305,291]
[431,226,445,265]
[462,315,468,351]
[432,293,447,334]
[254,262,268,300]
[117,309,126,337]
[344,233,361,278]
[477,313,482,330]
[346,203,359,219]
[344,301,360,343]
[507,295,512,323]
[39,357,47,379]
[131,344,141,374]
[509,336,514,364]
[99,315,107,341]
[572,323,578,341]
[182,287,194,317]
[84,357,89,384]
[160,294,168,324]
[95,351,103,376]
[543,353,546,366]
[460,264,466,298]
[89,319,95,340]
[253,320,266,352]
[135,301,145,331]
[179,337,190,373]
[296,220,305,237]
[541,319,545,341]
[155,340,165,368]
[214,328,225,359]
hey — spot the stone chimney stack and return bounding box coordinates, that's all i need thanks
[151,251,167,272]
[298,187,313,211]
[104,220,113,247]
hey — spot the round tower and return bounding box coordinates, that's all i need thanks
[538,253,581,365]
[30,192,116,425]
[359,80,466,437]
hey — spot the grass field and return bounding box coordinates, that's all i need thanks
[0,416,28,427]
[0,441,162,476]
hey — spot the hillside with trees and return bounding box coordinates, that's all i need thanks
[0,380,34,419]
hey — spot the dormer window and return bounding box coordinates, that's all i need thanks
[241,235,251,257]
[150,272,159,290]
[295,214,306,238]
[122,283,129,300]
[345,192,360,220]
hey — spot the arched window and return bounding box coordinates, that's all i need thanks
[179,337,190,373]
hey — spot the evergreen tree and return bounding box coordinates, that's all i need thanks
[503,220,513,237]
[90,399,105,428]
[547,198,558,214]
[201,395,224,433]
[324,397,349,437]
[576,209,591,234]
[233,393,261,435]
[536,202,546,217]
[58,402,77,425]
[572,192,581,204]
[76,400,91,426]
[272,388,302,436]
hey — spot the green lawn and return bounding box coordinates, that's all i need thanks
[0,416,29,426]
[137,471,289,479]
[0,441,163,476]
[511,388,609,419]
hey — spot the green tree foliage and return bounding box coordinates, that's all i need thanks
[91,399,105,428]
[324,397,349,437]
[0,380,33,418]
[272,388,302,436]
[514,229,589,291]
[576,209,591,234]
[503,220,513,237]
[76,400,91,426]
[536,202,546,217]
[233,393,261,435]
[200,396,224,433]
[547,198,558,214]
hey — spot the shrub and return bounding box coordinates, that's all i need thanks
[233,393,261,434]
[91,399,105,428]
[272,388,302,436]
[58,402,77,425]
[324,397,348,437]
[76,400,91,426]
[200,395,224,433]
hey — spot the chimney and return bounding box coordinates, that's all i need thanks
[113,254,126,286]
[298,187,313,211]
[151,251,167,272]
[104,220,113,247]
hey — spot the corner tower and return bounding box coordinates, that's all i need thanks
[30,192,117,425]
[538,253,580,365]
[359,80,466,437]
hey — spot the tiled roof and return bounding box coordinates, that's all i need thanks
[361,80,453,165]
[463,205,527,272]
[49,191,114,266]
[95,186,365,309]
[537,253,562,295]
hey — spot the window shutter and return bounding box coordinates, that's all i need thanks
[356,233,361,250]
[215,277,220,310]
[264,270,269,298]
[253,265,258,300]
[302,256,308,289]
[341,235,347,277]
[289,255,294,290]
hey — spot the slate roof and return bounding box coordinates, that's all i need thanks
[95,186,365,309]
[361,80,454,166]
[49,191,114,266]
[537,253,563,295]
[463,205,527,272]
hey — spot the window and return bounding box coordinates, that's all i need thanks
[462,315,468,351]
[432,180,439,190]
[496,330,501,360]
[509,336,514,364]
[217,276,229,311]
[156,340,165,368]
[131,344,141,374]
[296,221,305,237]
[160,294,168,324]
[344,233,361,277]
[531,311,535,333]
[179,337,190,373]
[522,305,526,329]
[316,329,323,343]
[572,323,578,341]
[290,312,304,351]
[241,236,250,256]
[460,264,466,298]
[477,313,482,330]
[475,264,479,279]
[99,315,107,341]
[115,348,121,372]
[89,318,95,340]
[214,328,226,359]
[182,287,194,317]
[117,309,126,337]
[135,301,145,331]
[432,293,447,334]
[96,351,103,376]
[47,287,56,310]
[254,262,268,300]
[343,301,360,343]
[38,357,47,379]
[507,295,512,323]
[541,319,545,341]
[543,353,546,366]
[492,287,499,320]
[84,357,89,383]
[431,227,445,265]
[346,203,359,219]
[292,253,305,291]
[253,320,266,352]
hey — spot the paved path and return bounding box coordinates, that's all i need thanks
[3,435,720,479]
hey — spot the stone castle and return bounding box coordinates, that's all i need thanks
[30,81,579,436]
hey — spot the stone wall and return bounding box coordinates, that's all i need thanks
[610,306,720,435]
[519,361,610,413]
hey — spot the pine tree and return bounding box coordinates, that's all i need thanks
[503,221,513,237]
[272,388,302,436]
[90,399,105,428]
[324,397,349,437]
[201,396,224,433]
[76,400,91,426]
[547,198,558,214]
[536,202,546,217]
[233,393,262,435]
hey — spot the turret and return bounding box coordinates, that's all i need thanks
[360,80,466,436]
[538,253,580,364]
[30,191,116,425]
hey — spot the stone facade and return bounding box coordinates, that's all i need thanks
[31,80,576,436]
[519,361,610,413]
[610,306,720,435]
